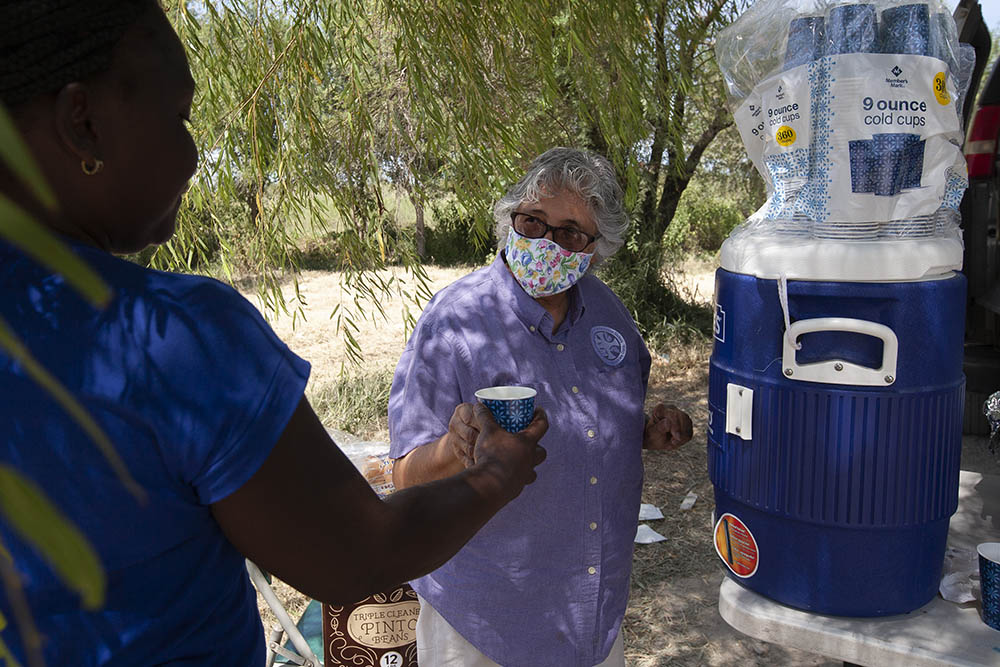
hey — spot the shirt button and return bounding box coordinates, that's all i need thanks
[590,476,598,485]
[590,522,598,531]
[556,344,565,351]
[529,325,536,332]
[587,429,595,438]
[571,386,579,393]
[588,566,597,575]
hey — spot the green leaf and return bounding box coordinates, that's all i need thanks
[0,106,57,213]
[0,465,105,609]
[0,316,145,504]
[0,196,112,309]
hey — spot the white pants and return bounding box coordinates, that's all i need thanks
[415,594,626,667]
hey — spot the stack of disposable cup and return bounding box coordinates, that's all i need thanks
[716,0,969,282]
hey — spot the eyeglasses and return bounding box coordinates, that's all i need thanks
[510,211,600,253]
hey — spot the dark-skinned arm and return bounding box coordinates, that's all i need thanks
[211,397,546,605]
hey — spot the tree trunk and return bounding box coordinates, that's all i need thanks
[413,197,426,259]
[241,181,260,228]
[650,109,734,243]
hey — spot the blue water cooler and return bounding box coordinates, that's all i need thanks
[710,0,972,616]
[708,256,966,616]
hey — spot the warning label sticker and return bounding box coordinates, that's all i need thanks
[714,513,759,578]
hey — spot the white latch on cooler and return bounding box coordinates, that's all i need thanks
[726,383,753,441]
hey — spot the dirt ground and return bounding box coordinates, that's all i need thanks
[243,257,997,666]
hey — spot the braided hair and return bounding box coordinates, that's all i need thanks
[0,0,153,108]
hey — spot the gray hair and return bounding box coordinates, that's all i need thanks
[493,147,627,266]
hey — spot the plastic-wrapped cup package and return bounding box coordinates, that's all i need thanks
[475,386,536,433]
[717,0,970,251]
[880,3,931,56]
[826,3,879,54]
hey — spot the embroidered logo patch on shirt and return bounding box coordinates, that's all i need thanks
[591,326,627,366]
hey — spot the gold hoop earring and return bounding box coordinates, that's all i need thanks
[81,158,104,176]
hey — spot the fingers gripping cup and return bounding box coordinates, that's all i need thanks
[978,543,1000,631]
[475,386,537,433]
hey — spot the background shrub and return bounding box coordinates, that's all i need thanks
[664,182,745,254]
[307,368,395,439]
[424,201,494,266]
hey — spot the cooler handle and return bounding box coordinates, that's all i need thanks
[782,317,898,387]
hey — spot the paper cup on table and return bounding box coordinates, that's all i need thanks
[978,543,1000,631]
[475,386,536,433]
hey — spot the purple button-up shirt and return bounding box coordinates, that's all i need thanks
[389,253,650,667]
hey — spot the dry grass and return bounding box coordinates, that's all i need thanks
[242,260,837,666]
[625,344,833,665]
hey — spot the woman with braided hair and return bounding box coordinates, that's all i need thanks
[0,2,548,664]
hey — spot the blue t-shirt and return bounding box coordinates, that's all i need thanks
[0,240,310,665]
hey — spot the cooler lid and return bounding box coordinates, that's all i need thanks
[719,235,963,281]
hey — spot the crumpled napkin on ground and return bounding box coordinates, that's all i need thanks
[635,524,667,544]
[679,491,698,511]
[939,546,980,604]
[639,503,664,521]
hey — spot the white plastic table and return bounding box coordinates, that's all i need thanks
[719,471,1000,666]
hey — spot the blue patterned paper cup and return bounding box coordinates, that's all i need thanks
[475,386,537,433]
[930,11,958,75]
[979,543,1000,631]
[880,3,931,56]
[784,16,825,69]
[826,4,879,55]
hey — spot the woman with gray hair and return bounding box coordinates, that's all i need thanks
[390,147,693,666]
[492,146,629,266]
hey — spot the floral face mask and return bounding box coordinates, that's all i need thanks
[504,229,593,298]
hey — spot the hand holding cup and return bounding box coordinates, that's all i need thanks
[471,403,547,501]
[445,403,479,468]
